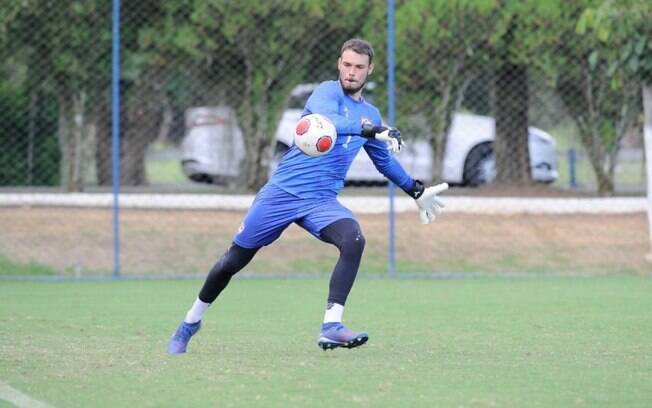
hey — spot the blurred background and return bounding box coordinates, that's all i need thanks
[0,0,650,277]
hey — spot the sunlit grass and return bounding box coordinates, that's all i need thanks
[1,278,651,407]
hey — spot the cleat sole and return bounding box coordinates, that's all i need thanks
[318,334,368,350]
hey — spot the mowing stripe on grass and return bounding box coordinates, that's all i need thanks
[0,380,52,408]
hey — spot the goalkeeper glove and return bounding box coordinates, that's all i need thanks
[407,180,448,224]
[361,123,404,153]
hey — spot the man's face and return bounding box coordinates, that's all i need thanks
[338,49,374,97]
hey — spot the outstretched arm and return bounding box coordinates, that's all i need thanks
[405,180,449,224]
[366,140,449,224]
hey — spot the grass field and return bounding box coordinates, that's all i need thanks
[1,277,651,407]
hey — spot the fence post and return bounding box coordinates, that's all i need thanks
[387,0,396,277]
[112,0,121,278]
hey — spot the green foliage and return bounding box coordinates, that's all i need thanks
[577,0,652,85]
[171,0,372,188]
[0,84,59,186]
[516,0,649,193]
[367,0,500,115]
[0,0,648,191]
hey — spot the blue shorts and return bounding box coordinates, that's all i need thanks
[233,184,355,249]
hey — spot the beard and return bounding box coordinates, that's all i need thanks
[340,77,367,95]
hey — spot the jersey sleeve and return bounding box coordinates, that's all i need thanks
[364,138,415,191]
[303,82,362,135]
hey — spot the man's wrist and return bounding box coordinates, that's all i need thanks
[361,123,386,138]
[404,180,425,199]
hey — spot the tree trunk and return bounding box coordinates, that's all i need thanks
[57,92,88,192]
[27,90,38,185]
[240,79,273,191]
[579,123,613,196]
[57,97,71,189]
[495,61,531,185]
[556,65,616,196]
[95,94,112,186]
[241,105,270,191]
[428,73,471,183]
[120,70,165,186]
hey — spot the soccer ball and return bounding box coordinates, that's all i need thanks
[293,113,337,157]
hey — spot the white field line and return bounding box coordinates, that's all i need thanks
[0,193,646,215]
[0,380,52,408]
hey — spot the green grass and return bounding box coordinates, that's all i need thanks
[1,277,651,407]
[146,158,186,184]
[145,143,187,184]
[0,257,55,275]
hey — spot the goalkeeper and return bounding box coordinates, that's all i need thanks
[167,38,448,353]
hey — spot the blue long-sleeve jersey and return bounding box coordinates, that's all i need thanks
[269,80,415,198]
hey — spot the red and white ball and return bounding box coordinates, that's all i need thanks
[294,113,337,157]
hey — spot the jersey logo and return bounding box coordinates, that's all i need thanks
[343,135,352,149]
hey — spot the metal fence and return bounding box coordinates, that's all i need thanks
[0,1,649,277]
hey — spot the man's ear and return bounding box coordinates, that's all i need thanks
[368,63,374,76]
[337,57,342,70]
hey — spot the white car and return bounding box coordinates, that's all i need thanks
[181,85,558,187]
[180,106,245,185]
[271,84,558,186]
[441,113,558,185]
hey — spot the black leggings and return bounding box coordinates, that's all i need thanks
[319,218,366,305]
[197,218,366,306]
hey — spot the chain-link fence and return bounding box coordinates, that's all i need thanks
[0,1,650,277]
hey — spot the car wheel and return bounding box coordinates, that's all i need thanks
[463,142,495,186]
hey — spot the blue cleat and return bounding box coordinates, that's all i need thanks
[318,322,368,350]
[167,320,201,354]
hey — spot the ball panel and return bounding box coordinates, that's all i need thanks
[293,113,337,157]
[316,136,333,152]
[295,118,310,136]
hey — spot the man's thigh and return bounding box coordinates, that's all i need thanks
[296,199,356,241]
[233,185,301,248]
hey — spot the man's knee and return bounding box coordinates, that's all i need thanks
[321,219,365,256]
[211,244,259,277]
[341,229,365,256]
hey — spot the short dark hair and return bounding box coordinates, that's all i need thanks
[340,38,374,64]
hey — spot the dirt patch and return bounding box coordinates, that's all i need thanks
[1,206,649,276]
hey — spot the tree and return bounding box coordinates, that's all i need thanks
[2,1,111,191]
[554,0,649,195]
[96,1,171,186]
[364,0,499,182]
[185,0,369,190]
[487,0,568,186]
[0,1,59,186]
